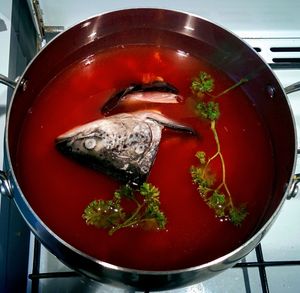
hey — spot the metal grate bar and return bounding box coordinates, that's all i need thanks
[29,271,80,280]
[27,239,300,293]
[30,238,42,292]
[256,244,269,293]
[235,259,300,267]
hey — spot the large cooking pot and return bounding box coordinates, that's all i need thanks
[1,8,300,291]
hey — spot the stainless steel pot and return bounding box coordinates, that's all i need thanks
[1,8,300,291]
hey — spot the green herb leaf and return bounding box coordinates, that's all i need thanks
[82,183,167,235]
[196,101,220,121]
[140,182,160,200]
[191,72,214,94]
[195,151,206,165]
[229,205,248,226]
[140,182,167,229]
[82,199,125,229]
[207,191,226,209]
[114,184,134,199]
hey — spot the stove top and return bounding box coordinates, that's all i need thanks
[1,1,300,292]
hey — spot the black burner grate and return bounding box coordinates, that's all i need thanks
[27,238,300,293]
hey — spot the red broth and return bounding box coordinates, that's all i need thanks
[15,45,274,270]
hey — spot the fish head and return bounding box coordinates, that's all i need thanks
[55,111,196,186]
[55,114,163,186]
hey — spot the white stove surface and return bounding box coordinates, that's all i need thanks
[1,1,300,292]
[38,0,300,39]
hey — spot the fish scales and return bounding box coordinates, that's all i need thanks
[56,111,195,186]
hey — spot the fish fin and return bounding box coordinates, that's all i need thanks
[144,112,197,135]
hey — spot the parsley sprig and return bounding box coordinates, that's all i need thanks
[190,72,248,226]
[192,72,248,98]
[191,72,215,94]
[82,183,167,235]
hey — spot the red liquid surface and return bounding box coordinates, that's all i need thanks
[16,45,274,270]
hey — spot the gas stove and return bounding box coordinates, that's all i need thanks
[0,1,300,292]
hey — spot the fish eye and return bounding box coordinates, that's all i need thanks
[84,138,96,150]
[135,144,145,154]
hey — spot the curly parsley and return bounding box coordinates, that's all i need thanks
[191,72,215,94]
[82,183,167,235]
[190,72,248,226]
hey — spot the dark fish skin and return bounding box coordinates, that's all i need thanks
[56,110,195,186]
[101,81,182,114]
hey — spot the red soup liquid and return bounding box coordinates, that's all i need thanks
[16,45,274,270]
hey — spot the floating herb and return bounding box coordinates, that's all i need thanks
[82,183,167,235]
[190,72,248,226]
[192,71,248,98]
[191,72,215,95]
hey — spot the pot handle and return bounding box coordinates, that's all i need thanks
[0,74,17,89]
[288,173,300,199]
[0,170,13,199]
[285,81,300,95]
[0,75,16,200]
[285,82,300,199]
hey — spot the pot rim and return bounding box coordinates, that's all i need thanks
[3,7,298,277]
